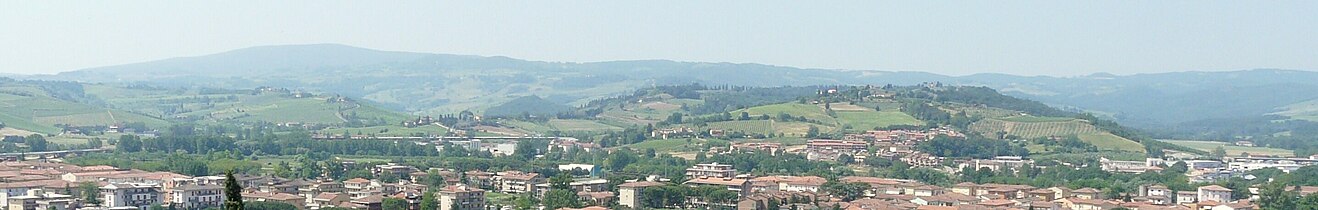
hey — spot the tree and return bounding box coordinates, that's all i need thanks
[26,134,47,152]
[80,182,101,205]
[420,191,438,210]
[117,135,142,152]
[543,189,582,209]
[806,126,820,138]
[224,171,244,210]
[1212,146,1228,159]
[382,198,409,210]
[1259,182,1298,209]
[823,181,868,201]
[550,173,573,190]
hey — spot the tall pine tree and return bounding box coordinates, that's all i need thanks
[224,170,244,210]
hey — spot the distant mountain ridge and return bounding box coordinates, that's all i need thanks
[30,44,1318,129]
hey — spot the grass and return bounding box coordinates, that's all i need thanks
[704,120,773,134]
[621,138,724,153]
[549,119,623,132]
[499,120,557,133]
[971,118,1144,152]
[739,137,810,146]
[970,118,1103,139]
[321,125,449,136]
[1076,133,1145,153]
[1161,140,1295,157]
[0,86,170,134]
[740,103,835,125]
[834,110,921,132]
[486,192,520,207]
[47,135,105,146]
[999,115,1074,123]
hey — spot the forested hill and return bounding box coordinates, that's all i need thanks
[30,44,1318,131]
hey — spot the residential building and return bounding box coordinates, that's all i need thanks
[685,163,736,179]
[438,185,485,210]
[494,171,541,194]
[618,181,665,208]
[102,183,162,210]
[170,184,225,210]
[1199,185,1232,203]
[5,189,72,210]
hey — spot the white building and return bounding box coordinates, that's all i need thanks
[102,183,162,210]
[170,184,224,210]
[685,163,736,179]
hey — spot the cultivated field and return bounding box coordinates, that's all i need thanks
[971,118,1143,152]
[834,110,922,132]
[1161,140,1295,157]
[549,119,623,132]
[321,125,450,137]
[741,103,836,125]
[970,118,1103,138]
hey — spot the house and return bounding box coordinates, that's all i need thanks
[438,185,484,210]
[951,182,980,196]
[5,189,72,210]
[311,192,349,209]
[1072,188,1101,199]
[618,181,666,208]
[533,178,609,196]
[494,171,542,194]
[1059,198,1116,210]
[170,184,225,210]
[684,177,751,197]
[1210,200,1257,210]
[102,183,162,210]
[242,192,306,209]
[748,176,826,193]
[912,193,977,206]
[1198,185,1232,203]
[685,163,736,179]
[1177,191,1199,204]
[372,163,419,177]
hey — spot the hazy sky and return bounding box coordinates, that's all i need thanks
[2,1,1315,76]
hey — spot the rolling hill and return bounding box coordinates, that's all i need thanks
[0,80,170,134]
[30,44,1318,132]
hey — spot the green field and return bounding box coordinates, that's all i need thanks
[1274,99,1318,122]
[971,118,1143,152]
[999,115,1074,123]
[704,120,773,134]
[834,110,921,132]
[740,103,836,125]
[1161,140,1295,157]
[321,125,449,136]
[621,138,726,153]
[1076,133,1145,153]
[0,86,171,134]
[549,119,623,132]
[499,120,557,133]
[970,118,1103,138]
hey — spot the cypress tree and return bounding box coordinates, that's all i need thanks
[223,170,244,210]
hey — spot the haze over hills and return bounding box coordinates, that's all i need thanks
[24,44,1318,130]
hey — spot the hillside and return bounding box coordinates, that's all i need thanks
[490,84,1155,157]
[0,79,170,134]
[83,84,409,126]
[36,44,1318,131]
